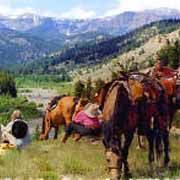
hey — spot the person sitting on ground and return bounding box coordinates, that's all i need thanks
[0,110,31,149]
[61,103,102,143]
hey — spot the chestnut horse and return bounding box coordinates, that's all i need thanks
[95,73,171,179]
[40,96,89,140]
[40,96,78,140]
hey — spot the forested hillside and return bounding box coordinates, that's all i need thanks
[0,26,61,65]
[12,19,180,74]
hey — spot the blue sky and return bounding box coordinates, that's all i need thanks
[0,0,180,19]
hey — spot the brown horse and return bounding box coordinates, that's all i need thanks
[40,96,89,140]
[40,96,78,140]
[95,72,171,179]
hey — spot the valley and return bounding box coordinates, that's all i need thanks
[0,7,180,180]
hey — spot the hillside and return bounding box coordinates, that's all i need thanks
[75,28,180,82]
[0,26,62,66]
[12,19,180,75]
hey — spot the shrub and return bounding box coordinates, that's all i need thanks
[0,70,17,97]
[0,96,41,124]
[74,80,85,97]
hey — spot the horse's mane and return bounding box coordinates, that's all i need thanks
[102,71,129,103]
[97,81,113,95]
[105,81,124,101]
[48,95,66,111]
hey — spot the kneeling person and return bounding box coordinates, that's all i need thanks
[61,103,102,143]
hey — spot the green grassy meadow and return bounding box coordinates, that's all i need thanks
[0,134,180,179]
[16,75,74,95]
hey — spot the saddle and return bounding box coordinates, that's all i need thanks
[159,78,176,96]
[47,95,66,111]
[128,73,162,102]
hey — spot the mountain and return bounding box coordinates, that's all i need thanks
[0,18,111,66]
[1,8,180,66]
[1,8,180,37]
[12,19,180,74]
[0,27,61,65]
[0,13,43,31]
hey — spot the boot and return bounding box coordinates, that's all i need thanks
[73,133,81,141]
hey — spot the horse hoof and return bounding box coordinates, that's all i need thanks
[39,134,46,140]
[109,169,121,180]
[124,172,132,179]
[164,161,170,168]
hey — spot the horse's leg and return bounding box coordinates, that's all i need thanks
[162,130,170,167]
[43,119,51,140]
[103,121,122,180]
[146,129,155,167]
[122,130,134,177]
[155,130,163,166]
[54,126,59,139]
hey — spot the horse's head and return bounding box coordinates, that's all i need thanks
[39,110,51,140]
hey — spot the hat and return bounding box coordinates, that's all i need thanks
[12,120,28,139]
[83,103,101,118]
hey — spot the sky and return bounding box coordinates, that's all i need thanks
[0,0,180,19]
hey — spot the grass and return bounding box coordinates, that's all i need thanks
[173,111,180,128]
[16,75,74,95]
[0,134,179,179]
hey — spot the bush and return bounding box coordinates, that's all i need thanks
[0,70,17,97]
[0,96,41,124]
[74,80,85,97]
[94,78,105,92]
[158,39,180,68]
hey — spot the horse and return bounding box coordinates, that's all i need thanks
[94,72,171,179]
[40,96,89,140]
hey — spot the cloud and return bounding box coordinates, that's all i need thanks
[0,1,96,19]
[60,7,96,19]
[0,0,37,16]
[104,0,180,17]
